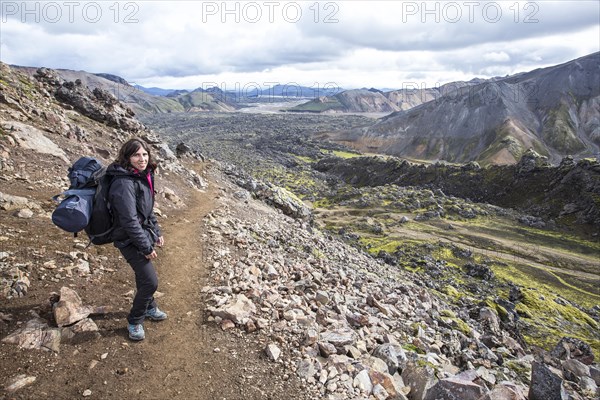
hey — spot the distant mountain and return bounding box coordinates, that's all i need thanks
[241,84,342,100]
[289,81,478,113]
[174,87,238,112]
[134,85,181,97]
[329,53,600,164]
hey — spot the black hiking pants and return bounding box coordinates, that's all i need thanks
[119,244,158,325]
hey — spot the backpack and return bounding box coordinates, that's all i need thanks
[52,157,115,245]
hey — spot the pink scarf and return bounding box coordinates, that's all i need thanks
[133,169,154,194]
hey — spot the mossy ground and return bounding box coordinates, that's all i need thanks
[308,181,599,358]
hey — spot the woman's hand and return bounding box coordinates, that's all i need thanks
[145,250,158,260]
[156,236,164,247]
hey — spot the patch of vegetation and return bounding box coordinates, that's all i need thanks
[323,149,363,159]
[293,154,317,163]
[358,237,405,255]
[542,104,585,153]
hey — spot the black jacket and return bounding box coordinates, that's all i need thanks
[106,163,161,255]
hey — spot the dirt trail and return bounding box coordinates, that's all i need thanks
[111,174,270,399]
[130,181,218,398]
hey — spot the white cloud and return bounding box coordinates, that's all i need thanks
[0,1,598,89]
[484,52,511,63]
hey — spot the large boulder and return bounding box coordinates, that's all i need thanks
[529,362,569,400]
[52,287,109,327]
[2,318,61,352]
[401,362,438,400]
[423,377,487,400]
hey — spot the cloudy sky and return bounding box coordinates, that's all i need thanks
[1,1,598,90]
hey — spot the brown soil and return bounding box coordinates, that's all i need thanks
[0,163,305,400]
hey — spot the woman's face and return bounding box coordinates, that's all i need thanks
[129,146,149,171]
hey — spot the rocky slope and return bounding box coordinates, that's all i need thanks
[331,52,600,164]
[201,164,600,400]
[11,65,238,115]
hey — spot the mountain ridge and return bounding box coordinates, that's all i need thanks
[10,65,238,115]
[327,52,600,164]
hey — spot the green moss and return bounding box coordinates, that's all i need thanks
[521,288,598,328]
[312,198,332,208]
[485,299,509,321]
[312,247,324,259]
[505,360,532,383]
[410,321,427,334]
[402,343,425,354]
[440,309,457,318]
[443,285,462,300]
[515,302,533,318]
[495,303,509,320]
[416,359,438,369]
[358,237,404,255]
[453,318,472,336]
[442,316,472,336]
[329,150,363,159]
[293,154,316,163]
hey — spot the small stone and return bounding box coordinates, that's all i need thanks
[5,375,36,392]
[315,290,329,305]
[318,342,338,358]
[221,319,235,330]
[245,319,257,333]
[101,352,108,360]
[265,343,281,361]
[209,294,256,324]
[15,208,34,218]
[297,359,316,380]
[83,389,92,397]
[303,328,319,346]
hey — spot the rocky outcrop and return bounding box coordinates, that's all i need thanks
[1,120,69,162]
[232,172,312,220]
[35,68,143,133]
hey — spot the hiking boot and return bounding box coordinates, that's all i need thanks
[128,323,145,341]
[145,307,167,321]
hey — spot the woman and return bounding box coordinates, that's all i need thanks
[107,138,167,341]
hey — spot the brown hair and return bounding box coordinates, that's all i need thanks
[115,138,158,171]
